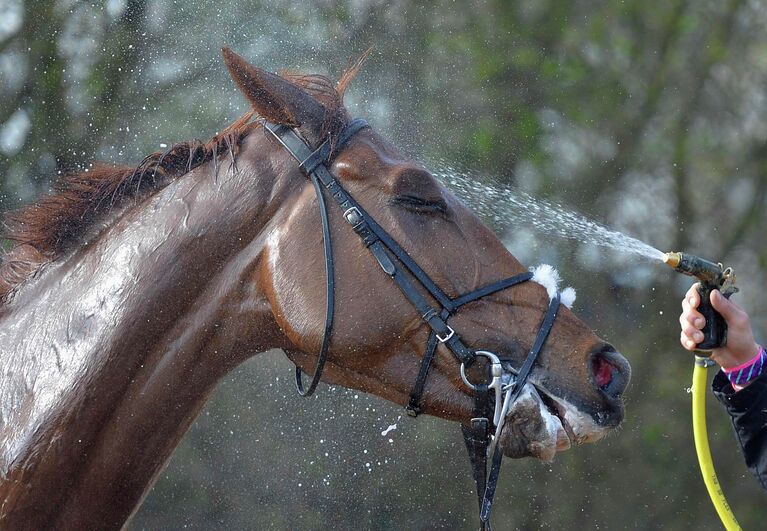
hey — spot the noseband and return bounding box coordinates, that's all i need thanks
[264,118,561,529]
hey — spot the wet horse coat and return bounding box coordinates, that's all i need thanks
[0,49,630,528]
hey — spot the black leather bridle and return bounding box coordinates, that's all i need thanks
[264,118,562,529]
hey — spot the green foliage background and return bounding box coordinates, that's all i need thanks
[1,0,765,528]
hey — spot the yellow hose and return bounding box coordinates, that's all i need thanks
[692,356,742,531]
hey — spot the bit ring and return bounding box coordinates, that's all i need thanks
[460,350,503,390]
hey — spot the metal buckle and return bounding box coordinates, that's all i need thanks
[436,325,455,343]
[343,206,363,228]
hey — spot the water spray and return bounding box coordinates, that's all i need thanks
[438,170,745,527]
[663,251,741,531]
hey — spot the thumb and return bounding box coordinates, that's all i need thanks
[710,290,739,322]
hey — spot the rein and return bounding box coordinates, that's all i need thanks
[264,118,562,529]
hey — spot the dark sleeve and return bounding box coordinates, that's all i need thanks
[712,369,767,491]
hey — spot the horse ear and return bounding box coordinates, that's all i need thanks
[222,47,325,134]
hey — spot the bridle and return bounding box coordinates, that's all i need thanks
[264,118,562,529]
[265,118,562,529]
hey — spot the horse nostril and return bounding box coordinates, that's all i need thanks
[592,355,614,389]
[590,348,631,398]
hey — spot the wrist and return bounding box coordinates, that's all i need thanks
[714,341,761,370]
[722,345,766,391]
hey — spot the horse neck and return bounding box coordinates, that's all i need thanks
[0,131,294,528]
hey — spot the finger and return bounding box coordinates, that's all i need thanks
[685,283,700,300]
[710,289,744,323]
[680,331,697,351]
[682,325,704,344]
[685,309,705,329]
[686,284,701,309]
[680,299,705,329]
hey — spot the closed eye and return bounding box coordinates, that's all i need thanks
[392,195,448,215]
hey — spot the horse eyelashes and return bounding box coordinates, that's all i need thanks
[393,195,448,215]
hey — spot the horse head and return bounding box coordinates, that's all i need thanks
[222,49,631,462]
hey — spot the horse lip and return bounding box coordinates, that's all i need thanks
[536,386,577,446]
[498,360,574,449]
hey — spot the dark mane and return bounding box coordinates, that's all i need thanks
[0,111,257,302]
[0,60,366,303]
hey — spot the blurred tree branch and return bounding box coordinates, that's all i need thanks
[720,144,767,258]
[0,85,28,127]
[671,0,746,251]
[0,0,63,206]
[0,36,15,59]
[63,0,148,169]
[586,0,690,186]
[0,0,148,211]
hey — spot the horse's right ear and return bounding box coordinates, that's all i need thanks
[222,47,325,132]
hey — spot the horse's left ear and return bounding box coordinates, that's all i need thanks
[222,47,325,141]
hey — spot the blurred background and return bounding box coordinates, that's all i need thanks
[1,0,765,529]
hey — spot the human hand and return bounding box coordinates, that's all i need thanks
[679,283,760,370]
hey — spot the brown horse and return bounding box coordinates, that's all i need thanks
[0,49,630,529]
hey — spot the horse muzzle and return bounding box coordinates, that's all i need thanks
[493,348,631,462]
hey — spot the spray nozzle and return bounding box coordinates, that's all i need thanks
[662,252,734,287]
[663,251,738,351]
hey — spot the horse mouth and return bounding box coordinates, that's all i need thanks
[536,387,576,449]
[496,384,573,462]
[498,380,619,462]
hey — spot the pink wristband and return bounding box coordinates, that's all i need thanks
[722,346,766,391]
[722,346,765,374]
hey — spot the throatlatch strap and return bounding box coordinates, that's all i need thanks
[266,121,366,397]
[294,173,335,396]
